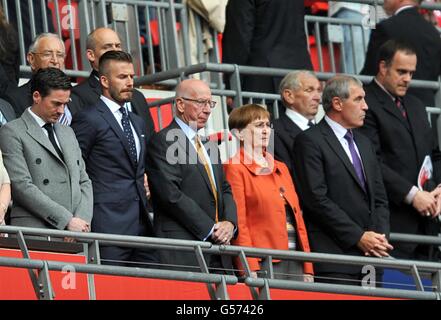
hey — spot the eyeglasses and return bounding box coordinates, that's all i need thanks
[180,97,217,109]
[32,51,65,60]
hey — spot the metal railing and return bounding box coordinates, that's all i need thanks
[2,0,221,79]
[0,225,441,300]
[135,63,441,142]
[4,0,441,81]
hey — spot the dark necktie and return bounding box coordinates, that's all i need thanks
[119,107,138,165]
[344,130,366,191]
[43,123,64,161]
[395,97,407,118]
[307,120,315,127]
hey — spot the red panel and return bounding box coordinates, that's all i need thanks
[94,276,211,300]
[146,98,174,132]
[0,248,89,300]
[270,288,400,300]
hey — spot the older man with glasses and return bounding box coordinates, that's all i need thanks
[146,78,238,273]
[3,33,72,125]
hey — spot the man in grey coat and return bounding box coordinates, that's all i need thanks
[0,68,92,232]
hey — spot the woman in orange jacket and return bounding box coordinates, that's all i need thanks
[224,104,313,281]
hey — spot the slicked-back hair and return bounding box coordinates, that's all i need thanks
[99,50,133,77]
[28,32,65,54]
[30,67,72,98]
[376,39,417,73]
[322,75,362,113]
[279,70,317,106]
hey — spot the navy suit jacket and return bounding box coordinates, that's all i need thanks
[71,100,153,236]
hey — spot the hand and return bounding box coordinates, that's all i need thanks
[144,174,151,200]
[429,188,441,218]
[250,271,258,279]
[63,237,76,243]
[412,190,438,217]
[211,221,235,245]
[303,274,314,283]
[357,231,393,257]
[66,217,90,233]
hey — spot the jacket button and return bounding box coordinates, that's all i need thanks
[36,158,41,164]
[43,179,49,185]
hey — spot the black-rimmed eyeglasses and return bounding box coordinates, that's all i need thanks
[180,97,217,109]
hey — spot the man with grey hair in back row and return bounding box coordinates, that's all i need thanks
[293,75,393,286]
[273,70,321,176]
[3,33,72,124]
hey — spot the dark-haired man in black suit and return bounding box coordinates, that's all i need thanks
[361,0,441,108]
[293,75,393,286]
[359,40,441,261]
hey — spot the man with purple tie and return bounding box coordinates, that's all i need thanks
[293,75,393,286]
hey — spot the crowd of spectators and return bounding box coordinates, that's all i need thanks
[0,0,440,287]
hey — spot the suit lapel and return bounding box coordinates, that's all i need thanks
[172,120,217,198]
[321,121,366,192]
[22,111,64,163]
[403,95,425,159]
[97,101,137,168]
[281,114,302,140]
[371,81,411,132]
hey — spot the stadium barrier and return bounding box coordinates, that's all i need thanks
[0,225,440,300]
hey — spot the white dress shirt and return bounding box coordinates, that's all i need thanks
[100,95,141,160]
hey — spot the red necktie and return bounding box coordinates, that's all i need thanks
[395,97,407,118]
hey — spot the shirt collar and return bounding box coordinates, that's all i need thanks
[100,95,126,115]
[285,108,312,130]
[324,115,349,141]
[175,116,199,142]
[395,5,415,15]
[374,78,396,102]
[27,107,48,128]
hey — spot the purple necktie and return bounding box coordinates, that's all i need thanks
[344,130,366,191]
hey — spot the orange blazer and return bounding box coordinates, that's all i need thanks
[224,149,313,275]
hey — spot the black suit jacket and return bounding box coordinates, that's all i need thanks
[293,120,390,274]
[222,0,312,93]
[71,100,154,237]
[360,7,441,107]
[3,82,32,117]
[273,113,303,176]
[146,119,237,270]
[358,80,441,259]
[70,72,155,142]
